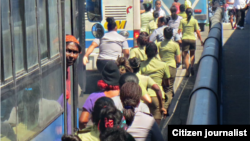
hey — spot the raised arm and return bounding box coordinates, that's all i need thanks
[83,41,99,65]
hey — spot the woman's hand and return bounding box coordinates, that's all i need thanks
[161,108,167,118]
[83,56,89,65]
[200,40,204,46]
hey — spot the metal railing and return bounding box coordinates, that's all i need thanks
[186,7,223,125]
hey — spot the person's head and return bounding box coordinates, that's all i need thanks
[61,135,82,141]
[116,56,133,75]
[100,128,135,141]
[106,17,117,31]
[164,27,173,40]
[97,61,120,91]
[153,10,159,19]
[170,6,178,20]
[66,35,81,67]
[137,32,149,47]
[155,0,161,10]
[119,72,139,88]
[180,4,185,12]
[98,103,123,134]
[143,3,152,12]
[186,8,193,21]
[92,97,116,126]
[120,82,142,126]
[128,57,141,73]
[145,42,158,59]
[157,17,168,27]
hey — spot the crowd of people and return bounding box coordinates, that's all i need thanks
[62,0,222,141]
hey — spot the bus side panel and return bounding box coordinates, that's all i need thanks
[31,115,63,141]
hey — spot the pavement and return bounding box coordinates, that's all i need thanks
[221,23,250,124]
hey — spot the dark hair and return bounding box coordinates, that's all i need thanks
[137,32,149,47]
[128,57,141,73]
[186,8,193,22]
[116,56,133,75]
[61,135,82,141]
[92,97,115,125]
[174,0,178,2]
[145,42,158,59]
[180,4,185,12]
[158,17,168,25]
[120,82,142,126]
[170,6,178,20]
[119,72,139,88]
[155,0,161,4]
[164,27,173,40]
[100,128,135,141]
[153,10,159,19]
[99,105,123,134]
[106,17,116,31]
[143,3,152,12]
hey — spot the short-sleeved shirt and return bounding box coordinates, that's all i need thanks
[178,12,187,19]
[126,111,164,141]
[129,46,147,62]
[157,39,181,68]
[168,16,183,29]
[185,0,192,9]
[139,57,171,98]
[147,19,158,35]
[82,92,106,113]
[78,126,100,141]
[136,73,156,89]
[179,17,200,40]
[112,96,150,114]
[149,25,168,42]
[141,11,154,32]
[93,31,129,60]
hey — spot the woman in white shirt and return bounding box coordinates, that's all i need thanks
[234,0,249,29]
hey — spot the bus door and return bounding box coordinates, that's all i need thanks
[85,0,134,71]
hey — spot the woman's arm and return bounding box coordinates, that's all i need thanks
[176,54,181,64]
[79,109,90,129]
[83,41,99,65]
[141,94,152,104]
[196,30,204,46]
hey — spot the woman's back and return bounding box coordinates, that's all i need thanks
[179,17,199,40]
[141,12,154,32]
[94,31,129,60]
[129,46,147,62]
[126,111,164,141]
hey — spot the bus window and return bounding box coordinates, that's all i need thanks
[11,0,25,74]
[1,0,13,81]
[38,0,48,60]
[86,0,102,22]
[25,0,38,68]
[48,0,60,57]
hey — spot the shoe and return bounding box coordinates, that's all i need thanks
[237,25,240,28]
[190,67,195,76]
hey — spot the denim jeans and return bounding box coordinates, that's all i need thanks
[224,10,229,23]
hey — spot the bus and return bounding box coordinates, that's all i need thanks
[152,0,208,31]
[85,0,141,70]
[1,0,88,140]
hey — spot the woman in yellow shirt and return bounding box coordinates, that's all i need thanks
[178,8,204,76]
[141,3,154,32]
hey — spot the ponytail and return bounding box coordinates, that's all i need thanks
[186,8,193,22]
[170,6,178,20]
[120,82,141,126]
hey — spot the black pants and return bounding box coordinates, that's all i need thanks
[236,9,246,27]
[96,59,116,72]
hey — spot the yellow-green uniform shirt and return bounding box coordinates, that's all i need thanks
[139,57,171,99]
[78,126,100,141]
[178,12,187,19]
[179,17,199,41]
[129,46,148,62]
[147,18,158,35]
[157,39,181,68]
[185,0,192,10]
[141,11,154,33]
[139,82,148,97]
[136,73,156,89]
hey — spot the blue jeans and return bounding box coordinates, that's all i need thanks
[224,10,229,23]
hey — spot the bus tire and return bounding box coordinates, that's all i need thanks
[199,23,205,32]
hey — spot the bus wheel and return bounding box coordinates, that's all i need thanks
[199,23,205,32]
